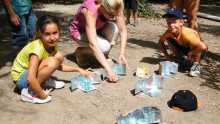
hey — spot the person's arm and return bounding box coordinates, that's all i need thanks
[3,0,20,26]
[52,50,92,77]
[188,41,207,61]
[158,38,175,62]
[58,63,92,78]
[83,9,118,82]
[27,54,51,99]
[115,11,129,68]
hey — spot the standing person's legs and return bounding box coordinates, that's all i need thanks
[133,9,138,27]
[130,0,138,26]
[26,8,37,39]
[10,15,29,54]
[124,0,131,24]
[169,0,184,12]
[126,9,131,23]
[184,0,200,31]
[133,10,138,22]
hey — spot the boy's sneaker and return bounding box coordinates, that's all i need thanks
[134,22,138,27]
[43,78,65,89]
[125,21,130,25]
[189,62,202,77]
[21,88,51,104]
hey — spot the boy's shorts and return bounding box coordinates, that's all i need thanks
[124,0,138,10]
[14,70,28,89]
[167,38,207,59]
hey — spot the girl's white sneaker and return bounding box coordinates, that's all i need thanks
[21,88,51,104]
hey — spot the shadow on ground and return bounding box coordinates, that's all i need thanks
[201,56,220,91]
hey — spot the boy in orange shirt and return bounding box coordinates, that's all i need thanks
[158,8,207,77]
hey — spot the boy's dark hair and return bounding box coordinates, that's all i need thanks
[36,15,60,39]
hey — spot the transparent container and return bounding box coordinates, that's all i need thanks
[78,75,92,92]
[118,106,162,124]
[102,63,125,80]
[71,72,100,92]
[136,66,148,78]
[142,106,162,123]
[112,63,126,75]
[135,75,164,96]
[90,71,101,84]
[160,61,179,78]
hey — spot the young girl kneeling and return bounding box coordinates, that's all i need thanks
[11,15,91,104]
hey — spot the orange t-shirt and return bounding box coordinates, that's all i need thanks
[160,26,203,49]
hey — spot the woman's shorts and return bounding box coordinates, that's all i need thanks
[74,23,119,54]
[124,0,138,10]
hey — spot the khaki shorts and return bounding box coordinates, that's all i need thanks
[75,23,119,54]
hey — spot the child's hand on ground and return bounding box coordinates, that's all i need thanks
[78,68,92,78]
[43,88,52,98]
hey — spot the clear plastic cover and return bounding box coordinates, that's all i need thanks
[118,106,162,124]
[135,75,164,96]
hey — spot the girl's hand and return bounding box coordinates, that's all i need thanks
[107,69,118,83]
[42,88,52,98]
[78,68,92,78]
[119,54,129,69]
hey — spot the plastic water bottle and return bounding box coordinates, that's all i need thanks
[136,66,148,78]
[102,68,123,81]
[137,119,149,124]
[142,106,162,123]
[78,75,91,92]
[129,109,145,122]
[135,75,163,96]
[160,61,179,78]
[163,63,172,77]
[118,115,127,124]
[71,77,78,91]
[90,71,101,84]
[113,63,126,75]
[118,106,162,124]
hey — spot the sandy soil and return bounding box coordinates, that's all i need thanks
[0,2,219,124]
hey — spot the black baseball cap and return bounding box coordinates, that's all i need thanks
[162,8,183,19]
[168,90,201,112]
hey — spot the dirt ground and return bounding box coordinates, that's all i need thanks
[0,2,220,124]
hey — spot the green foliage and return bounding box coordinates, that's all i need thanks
[137,0,162,19]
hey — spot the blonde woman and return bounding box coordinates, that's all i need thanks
[70,0,128,82]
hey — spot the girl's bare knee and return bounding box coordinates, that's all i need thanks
[54,51,64,63]
[47,57,61,69]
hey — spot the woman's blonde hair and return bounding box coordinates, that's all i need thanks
[96,0,124,13]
